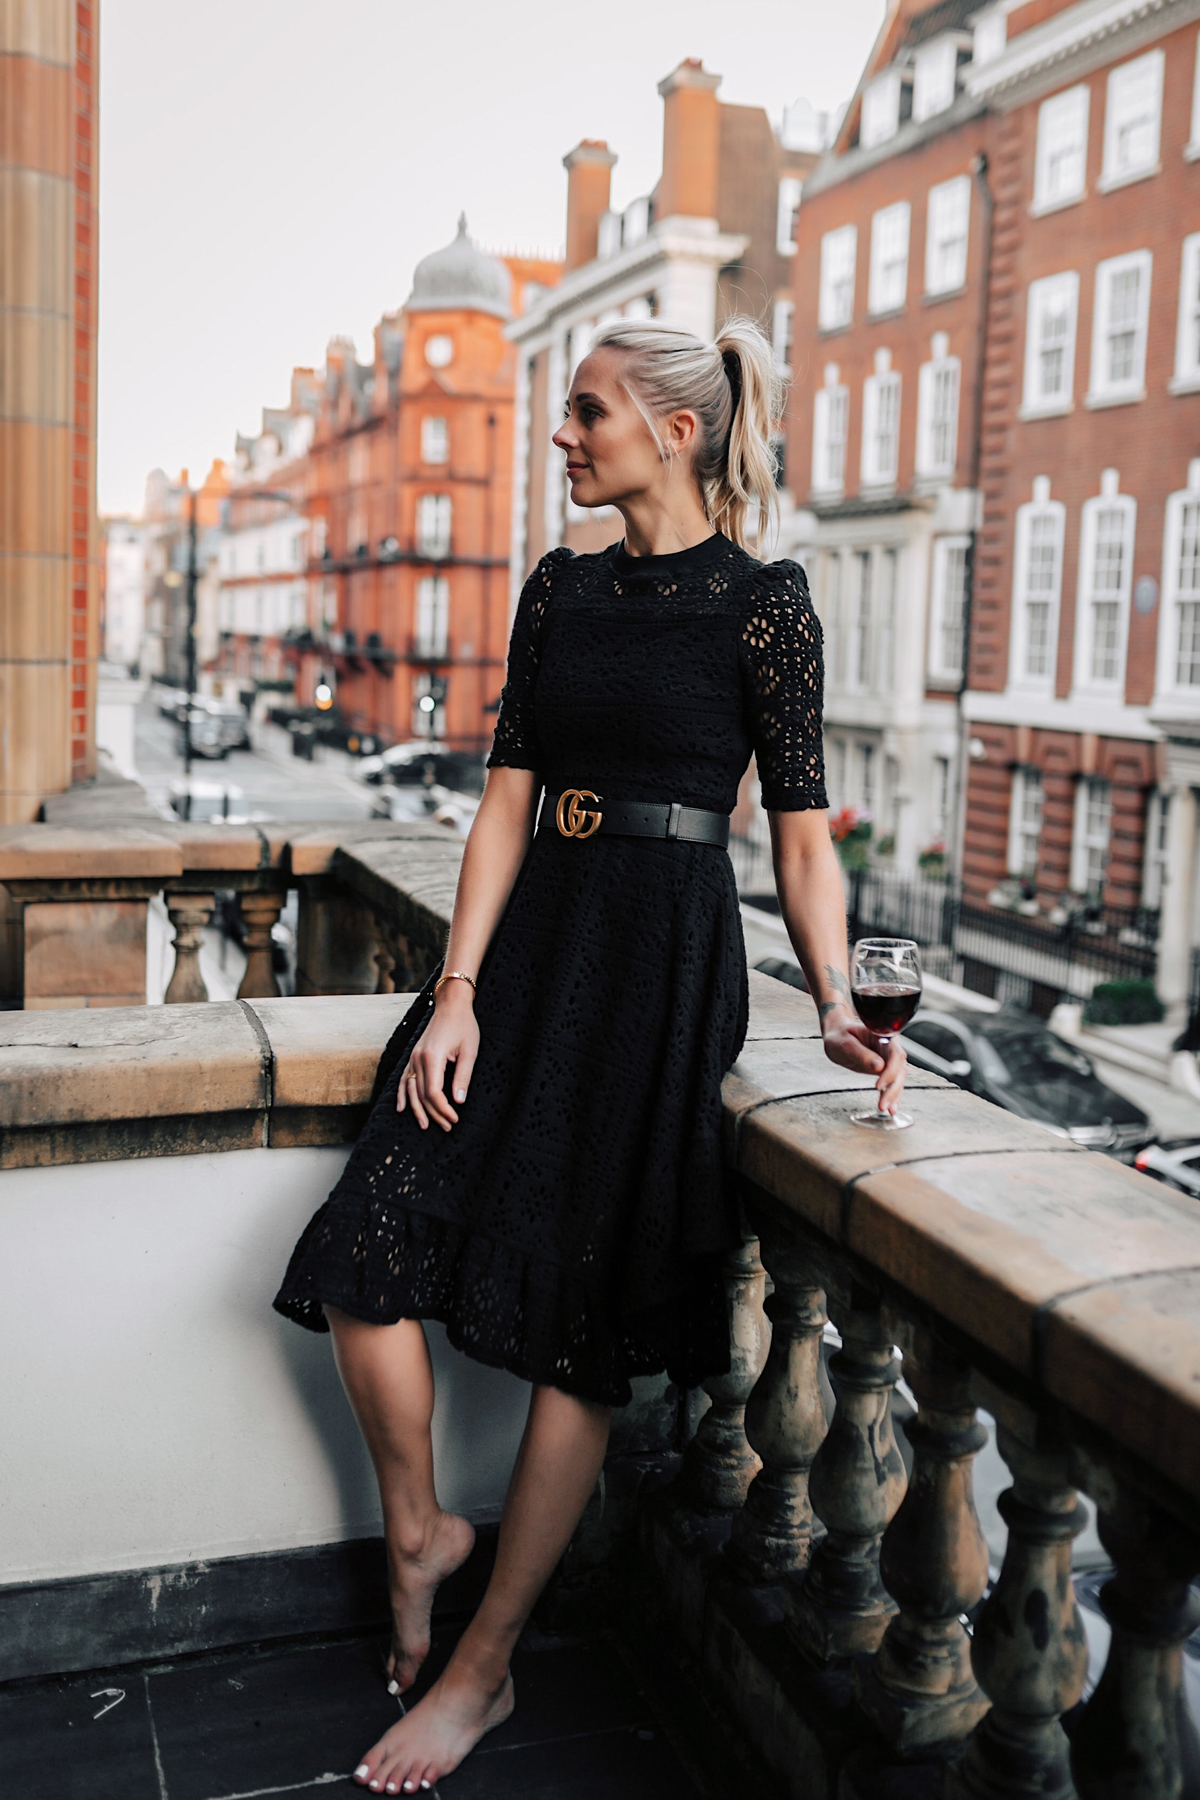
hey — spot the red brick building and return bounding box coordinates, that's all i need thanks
[783,0,990,871]
[961,0,1200,1009]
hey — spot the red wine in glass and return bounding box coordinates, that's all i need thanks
[849,938,921,1131]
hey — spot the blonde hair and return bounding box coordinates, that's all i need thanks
[589,314,783,554]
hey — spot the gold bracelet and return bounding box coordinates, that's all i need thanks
[434,970,477,997]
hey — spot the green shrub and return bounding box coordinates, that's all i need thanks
[1082,980,1165,1027]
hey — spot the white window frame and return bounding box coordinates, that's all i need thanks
[1009,476,1066,694]
[819,225,857,331]
[1071,470,1136,697]
[1188,30,1200,160]
[1022,272,1079,416]
[416,493,452,559]
[1087,249,1152,407]
[1100,48,1164,191]
[811,365,849,497]
[861,69,902,149]
[925,176,970,296]
[420,416,449,465]
[1007,766,1045,880]
[928,534,970,682]
[1142,789,1171,910]
[861,351,901,489]
[869,202,910,316]
[852,551,873,691]
[415,575,449,658]
[772,299,795,372]
[916,334,960,480]
[912,37,958,123]
[1071,777,1112,896]
[776,177,803,256]
[1172,232,1200,393]
[1156,460,1200,704]
[1033,85,1090,213]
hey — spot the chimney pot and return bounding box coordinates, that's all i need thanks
[655,59,722,223]
[562,139,618,272]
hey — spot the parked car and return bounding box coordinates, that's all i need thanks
[369,783,479,835]
[1134,1139,1200,1197]
[357,743,486,794]
[173,699,251,759]
[902,1006,1153,1159]
[166,780,268,824]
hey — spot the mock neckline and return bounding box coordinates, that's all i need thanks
[611,533,730,578]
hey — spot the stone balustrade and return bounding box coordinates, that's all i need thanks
[1,832,1198,1799]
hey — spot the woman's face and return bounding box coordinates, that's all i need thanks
[552,347,696,510]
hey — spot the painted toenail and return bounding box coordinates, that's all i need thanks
[387,1679,399,1695]
[355,1768,370,1781]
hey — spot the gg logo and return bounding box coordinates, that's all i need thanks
[555,789,603,839]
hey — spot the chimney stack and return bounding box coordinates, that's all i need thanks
[562,140,618,272]
[656,59,722,222]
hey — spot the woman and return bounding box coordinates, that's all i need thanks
[274,315,907,1795]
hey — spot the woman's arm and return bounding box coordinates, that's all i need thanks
[769,808,908,1118]
[400,766,540,1131]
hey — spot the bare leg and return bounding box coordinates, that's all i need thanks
[326,1307,475,1693]
[354,1383,612,1794]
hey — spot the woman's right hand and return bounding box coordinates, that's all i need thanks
[397,989,480,1132]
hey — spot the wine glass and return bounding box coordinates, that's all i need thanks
[848,938,922,1131]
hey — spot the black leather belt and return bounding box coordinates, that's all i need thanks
[541,790,730,848]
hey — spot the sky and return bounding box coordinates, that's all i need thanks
[98,0,886,515]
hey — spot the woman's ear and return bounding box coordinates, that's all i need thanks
[665,408,700,457]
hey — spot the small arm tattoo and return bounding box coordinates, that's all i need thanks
[818,1000,841,1020]
[824,965,852,1004]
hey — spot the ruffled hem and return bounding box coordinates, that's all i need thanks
[272,1193,729,1408]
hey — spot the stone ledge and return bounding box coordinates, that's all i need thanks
[0,825,184,882]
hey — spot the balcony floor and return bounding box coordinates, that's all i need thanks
[1,1618,708,1800]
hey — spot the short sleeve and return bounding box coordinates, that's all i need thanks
[486,552,566,771]
[741,560,828,812]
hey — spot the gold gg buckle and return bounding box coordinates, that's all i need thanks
[555,789,603,839]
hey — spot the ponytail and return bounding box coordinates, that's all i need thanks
[589,314,785,555]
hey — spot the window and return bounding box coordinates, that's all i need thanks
[414,575,449,657]
[1010,477,1065,690]
[934,755,952,839]
[1161,464,1200,693]
[1022,273,1079,414]
[416,494,451,558]
[421,416,449,464]
[916,333,960,479]
[772,299,795,371]
[974,9,1006,66]
[913,38,958,123]
[1008,767,1044,880]
[1033,86,1089,210]
[1071,778,1112,896]
[858,741,876,813]
[1088,251,1151,404]
[1074,472,1136,692]
[776,177,803,255]
[819,225,857,330]
[1143,790,1170,909]
[811,365,849,495]
[861,70,902,148]
[862,351,901,487]
[869,202,910,314]
[1101,49,1164,188]
[412,670,446,738]
[877,549,898,692]
[929,535,969,680]
[853,552,872,689]
[1173,233,1200,390]
[424,335,454,368]
[926,176,970,295]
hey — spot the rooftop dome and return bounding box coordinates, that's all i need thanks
[407,215,511,320]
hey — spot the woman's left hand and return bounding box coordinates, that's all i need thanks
[821,1012,909,1117]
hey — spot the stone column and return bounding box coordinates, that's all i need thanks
[164,894,214,1004]
[1070,1494,1200,1800]
[787,1297,908,1661]
[678,1229,769,1514]
[856,1334,991,1753]
[726,1226,830,1585]
[237,891,284,1000]
[1156,784,1197,1012]
[947,1429,1088,1799]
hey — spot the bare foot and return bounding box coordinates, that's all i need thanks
[385,1512,475,1695]
[355,1652,514,1793]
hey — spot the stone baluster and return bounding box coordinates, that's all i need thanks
[163,893,214,1004]
[726,1224,830,1584]
[679,1228,770,1513]
[947,1428,1088,1799]
[787,1293,908,1660]
[856,1332,991,1753]
[236,892,285,1000]
[1070,1493,1200,1800]
[371,913,396,994]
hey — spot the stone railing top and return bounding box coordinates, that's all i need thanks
[0,825,185,881]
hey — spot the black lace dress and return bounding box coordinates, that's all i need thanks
[273,533,827,1405]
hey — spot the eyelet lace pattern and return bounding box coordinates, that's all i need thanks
[274,534,826,1404]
